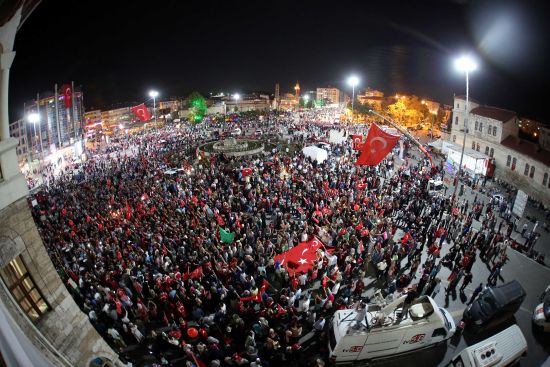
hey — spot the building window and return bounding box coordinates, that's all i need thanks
[472,141,476,149]
[506,155,511,167]
[479,123,483,132]
[0,256,50,322]
[493,126,497,136]
[475,121,478,130]
[530,166,535,178]
[490,148,494,157]
[476,143,480,152]
[455,116,458,125]
[543,173,548,186]
[485,146,489,155]
[452,135,456,142]
[524,163,530,176]
[457,103,460,109]
[512,157,517,171]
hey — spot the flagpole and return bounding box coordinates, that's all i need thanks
[368,110,435,169]
[71,81,76,141]
[54,83,61,148]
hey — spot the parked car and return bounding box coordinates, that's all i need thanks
[533,285,550,332]
[463,281,526,331]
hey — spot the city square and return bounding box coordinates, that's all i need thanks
[1,1,550,367]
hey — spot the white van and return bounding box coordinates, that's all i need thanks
[328,295,455,364]
[448,325,527,367]
[533,285,550,332]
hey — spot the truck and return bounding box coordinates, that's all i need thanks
[447,325,527,367]
[328,295,455,365]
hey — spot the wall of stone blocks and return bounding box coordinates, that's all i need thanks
[0,198,126,367]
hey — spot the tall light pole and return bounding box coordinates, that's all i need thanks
[28,112,43,166]
[451,55,477,202]
[347,75,359,124]
[234,93,240,112]
[149,90,159,124]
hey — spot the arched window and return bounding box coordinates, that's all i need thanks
[472,141,476,149]
[476,143,480,151]
[524,163,530,176]
[512,157,517,171]
[506,155,511,167]
[543,172,548,186]
[485,146,489,155]
[530,166,535,178]
[489,148,494,157]
[493,126,497,136]
[452,135,456,142]
[475,121,478,130]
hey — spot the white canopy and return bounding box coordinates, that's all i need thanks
[302,146,328,163]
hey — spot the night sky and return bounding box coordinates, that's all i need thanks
[9,0,550,121]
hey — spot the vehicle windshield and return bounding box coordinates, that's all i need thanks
[479,294,497,315]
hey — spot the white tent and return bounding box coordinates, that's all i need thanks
[302,146,328,163]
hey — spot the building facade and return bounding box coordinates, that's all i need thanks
[101,107,132,131]
[8,118,28,164]
[450,96,550,205]
[316,87,340,105]
[21,88,85,163]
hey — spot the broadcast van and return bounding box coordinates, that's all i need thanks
[328,295,455,365]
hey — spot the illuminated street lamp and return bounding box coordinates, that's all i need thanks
[304,94,310,108]
[452,55,477,201]
[149,90,159,124]
[27,112,44,164]
[348,75,359,123]
[234,93,241,102]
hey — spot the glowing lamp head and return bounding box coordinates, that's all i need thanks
[455,56,477,73]
[234,93,241,101]
[347,75,359,87]
[149,90,159,98]
[304,95,310,102]
[28,113,40,123]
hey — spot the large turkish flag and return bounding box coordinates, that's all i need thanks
[60,84,72,108]
[355,124,400,166]
[131,103,152,122]
[350,135,367,151]
[273,237,323,275]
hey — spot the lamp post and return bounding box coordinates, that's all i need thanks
[234,93,240,112]
[451,55,477,202]
[304,94,310,109]
[149,90,159,124]
[28,112,43,166]
[347,75,359,124]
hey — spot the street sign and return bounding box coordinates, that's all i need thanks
[512,190,528,217]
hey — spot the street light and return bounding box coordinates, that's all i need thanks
[304,94,310,108]
[234,93,240,101]
[348,75,359,123]
[27,112,44,164]
[452,55,477,202]
[149,90,159,124]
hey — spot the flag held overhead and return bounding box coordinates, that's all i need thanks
[355,124,400,166]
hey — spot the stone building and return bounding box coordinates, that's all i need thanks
[450,95,550,205]
[0,3,124,366]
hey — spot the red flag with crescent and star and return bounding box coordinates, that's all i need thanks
[355,124,400,166]
[60,84,72,108]
[350,135,367,151]
[130,103,152,122]
[273,237,323,275]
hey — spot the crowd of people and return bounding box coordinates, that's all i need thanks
[29,111,524,366]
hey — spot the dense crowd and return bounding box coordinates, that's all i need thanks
[30,111,520,367]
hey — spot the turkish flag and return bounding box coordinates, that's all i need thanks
[131,103,152,122]
[60,84,72,108]
[242,167,253,177]
[355,124,400,166]
[273,237,323,275]
[351,135,367,150]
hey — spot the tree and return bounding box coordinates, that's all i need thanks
[187,92,207,123]
[385,95,430,127]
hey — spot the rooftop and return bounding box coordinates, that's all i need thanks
[471,106,516,123]
[501,136,550,167]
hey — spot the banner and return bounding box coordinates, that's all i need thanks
[130,103,152,122]
[355,123,400,166]
[60,84,72,108]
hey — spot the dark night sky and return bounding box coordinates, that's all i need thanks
[9,0,550,121]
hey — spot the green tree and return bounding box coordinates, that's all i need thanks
[187,92,207,123]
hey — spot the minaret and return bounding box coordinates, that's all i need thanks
[294,81,301,99]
